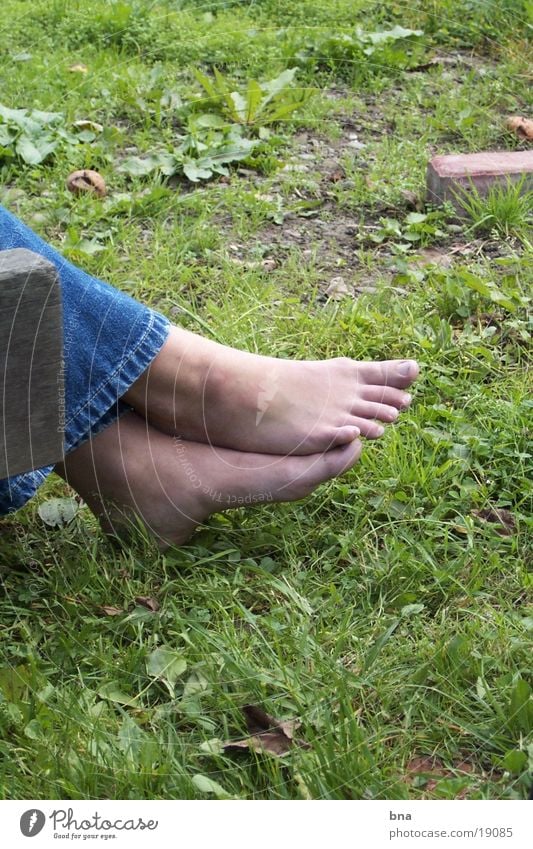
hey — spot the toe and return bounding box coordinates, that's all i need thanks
[352,400,399,423]
[359,385,412,410]
[330,425,361,448]
[355,359,419,389]
[323,439,362,478]
[350,417,386,439]
[284,439,362,498]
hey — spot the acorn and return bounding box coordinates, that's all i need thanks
[66,169,106,197]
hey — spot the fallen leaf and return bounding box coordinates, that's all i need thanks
[328,167,345,183]
[406,755,444,775]
[66,169,106,197]
[506,116,533,141]
[98,606,123,617]
[401,189,422,210]
[412,247,454,269]
[135,596,160,612]
[223,704,311,757]
[325,275,352,300]
[405,755,477,798]
[472,507,516,535]
[73,119,103,133]
[68,64,88,73]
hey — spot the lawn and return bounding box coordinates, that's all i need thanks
[0,0,531,800]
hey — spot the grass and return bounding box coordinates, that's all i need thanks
[459,178,533,242]
[0,0,532,800]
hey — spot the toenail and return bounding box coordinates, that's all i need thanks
[376,425,385,436]
[398,361,413,376]
[401,394,411,408]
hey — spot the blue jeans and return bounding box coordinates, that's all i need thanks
[0,204,170,514]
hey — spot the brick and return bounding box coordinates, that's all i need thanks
[426,150,533,209]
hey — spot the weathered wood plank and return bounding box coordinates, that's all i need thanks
[0,248,64,479]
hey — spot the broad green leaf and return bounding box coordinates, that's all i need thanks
[24,719,45,740]
[401,603,425,618]
[245,79,263,124]
[98,681,138,707]
[509,678,532,734]
[0,126,13,146]
[262,94,312,125]
[119,156,159,177]
[118,715,147,761]
[193,113,227,129]
[192,774,231,798]
[230,91,247,123]
[199,738,224,755]
[365,26,423,45]
[405,212,428,224]
[146,647,187,696]
[261,68,297,101]
[32,109,62,125]
[192,67,218,101]
[183,160,213,182]
[16,135,54,165]
[213,67,237,118]
[502,749,527,774]
[38,497,79,527]
[70,239,105,256]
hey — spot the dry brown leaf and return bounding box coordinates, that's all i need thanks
[66,169,106,198]
[325,276,352,300]
[405,756,477,798]
[506,116,533,141]
[73,119,103,133]
[472,507,516,535]
[135,595,160,612]
[328,167,345,183]
[223,704,311,757]
[68,63,88,73]
[413,247,455,269]
[401,189,422,210]
[98,606,123,617]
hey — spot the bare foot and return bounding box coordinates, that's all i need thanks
[124,326,419,455]
[55,411,362,548]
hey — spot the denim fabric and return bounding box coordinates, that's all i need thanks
[0,204,170,514]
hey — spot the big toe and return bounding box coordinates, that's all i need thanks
[281,439,362,500]
[357,359,419,389]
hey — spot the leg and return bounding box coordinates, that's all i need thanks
[124,325,419,455]
[55,411,362,549]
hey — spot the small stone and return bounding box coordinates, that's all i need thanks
[427,150,533,209]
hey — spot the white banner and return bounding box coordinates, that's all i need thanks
[0,800,530,848]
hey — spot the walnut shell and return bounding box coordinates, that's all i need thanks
[506,116,533,141]
[66,169,106,197]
